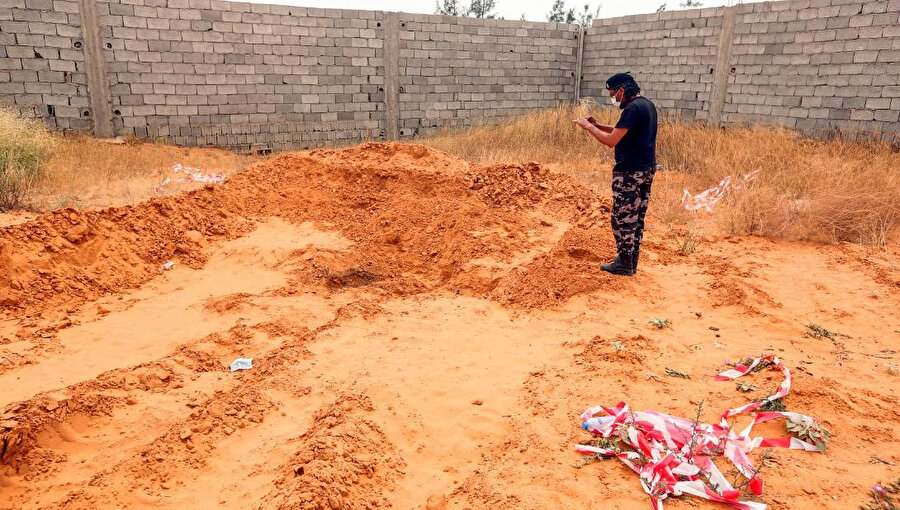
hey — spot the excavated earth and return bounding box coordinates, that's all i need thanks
[1,143,899,509]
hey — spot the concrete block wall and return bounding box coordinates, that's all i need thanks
[582,7,725,121]
[0,0,92,130]
[580,0,900,140]
[722,0,900,139]
[3,0,900,148]
[97,0,385,151]
[396,14,579,137]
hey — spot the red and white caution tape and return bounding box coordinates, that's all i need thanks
[681,170,760,212]
[577,354,824,510]
[155,163,226,194]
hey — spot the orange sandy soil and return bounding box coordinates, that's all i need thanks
[1,143,899,510]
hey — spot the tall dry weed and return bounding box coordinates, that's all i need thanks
[419,104,900,245]
[34,135,257,211]
[0,108,55,210]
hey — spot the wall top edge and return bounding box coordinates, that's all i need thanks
[591,5,728,27]
[128,0,585,31]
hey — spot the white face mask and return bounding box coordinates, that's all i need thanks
[610,96,620,107]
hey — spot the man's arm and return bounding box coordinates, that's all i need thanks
[587,117,614,133]
[574,118,627,147]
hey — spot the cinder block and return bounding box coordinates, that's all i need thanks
[877,50,900,62]
[848,14,874,27]
[23,0,50,9]
[874,109,899,122]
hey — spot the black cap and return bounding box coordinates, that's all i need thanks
[606,72,634,90]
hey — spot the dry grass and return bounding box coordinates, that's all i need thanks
[0,108,55,210]
[419,102,900,245]
[36,136,258,211]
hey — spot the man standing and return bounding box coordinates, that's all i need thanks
[574,72,658,276]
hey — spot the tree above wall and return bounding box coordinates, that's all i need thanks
[548,1,601,27]
[436,0,498,19]
[467,0,498,19]
[435,0,462,16]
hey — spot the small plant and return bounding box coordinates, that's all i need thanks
[759,398,786,412]
[610,340,625,351]
[728,356,773,373]
[785,414,829,452]
[648,318,672,329]
[862,479,900,510]
[736,382,756,392]
[684,400,705,460]
[665,367,691,379]
[574,437,624,468]
[862,480,900,510]
[805,323,849,340]
[672,231,700,254]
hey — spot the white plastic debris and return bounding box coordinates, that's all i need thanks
[162,261,176,270]
[230,358,253,372]
[155,163,227,194]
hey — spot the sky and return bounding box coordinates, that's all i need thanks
[243,0,747,22]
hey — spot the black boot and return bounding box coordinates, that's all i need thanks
[601,251,635,276]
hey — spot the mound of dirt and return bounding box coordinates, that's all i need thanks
[1,143,619,320]
[262,393,402,510]
[0,141,623,476]
[0,197,252,314]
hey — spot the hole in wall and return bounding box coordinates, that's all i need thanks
[400,22,405,27]
[73,40,83,49]
[105,42,111,49]
[113,109,121,115]
[81,110,90,117]
[64,71,72,83]
[48,105,56,117]
[399,86,404,93]
[730,67,736,73]
[378,87,384,92]
[691,22,695,27]
[34,51,43,58]
[709,67,714,74]
[377,22,381,27]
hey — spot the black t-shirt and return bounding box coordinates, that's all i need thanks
[614,96,658,171]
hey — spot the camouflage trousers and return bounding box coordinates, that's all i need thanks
[611,168,655,253]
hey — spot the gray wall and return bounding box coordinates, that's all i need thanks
[397,14,579,136]
[583,0,900,140]
[1,0,899,151]
[0,0,92,131]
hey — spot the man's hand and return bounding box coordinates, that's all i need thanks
[573,118,593,131]
[588,116,614,133]
[574,117,628,148]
